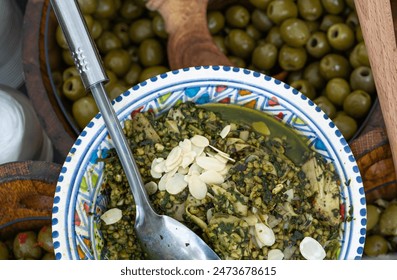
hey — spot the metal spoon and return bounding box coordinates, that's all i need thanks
[50,0,220,260]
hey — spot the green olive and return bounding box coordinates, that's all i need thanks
[319,14,344,31]
[303,61,326,90]
[246,24,262,41]
[291,79,317,100]
[265,26,284,48]
[104,49,132,77]
[319,53,351,80]
[152,14,168,39]
[90,19,103,40]
[379,203,397,236]
[332,114,357,140]
[251,43,278,70]
[62,66,79,81]
[350,66,376,95]
[280,18,311,47]
[96,31,123,54]
[325,77,350,106]
[297,0,323,21]
[113,22,131,47]
[343,90,372,119]
[120,0,144,20]
[0,241,9,260]
[94,0,117,19]
[138,38,165,67]
[13,231,42,260]
[55,25,68,50]
[306,31,331,58]
[327,23,355,51]
[129,18,155,44]
[77,0,98,15]
[278,45,307,71]
[63,76,87,101]
[37,226,54,253]
[314,96,337,118]
[213,35,228,55]
[366,204,381,231]
[226,29,255,59]
[321,0,345,15]
[107,82,129,101]
[346,11,360,30]
[305,20,321,33]
[267,0,298,25]
[72,96,99,129]
[124,63,142,86]
[207,11,225,35]
[349,42,370,68]
[251,8,273,32]
[225,5,250,28]
[139,66,169,82]
[364,235,389,256]
[249,0,272,10]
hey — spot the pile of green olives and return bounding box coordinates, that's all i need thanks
[52,0,375,139]
[53,0,170,129]
[0,225,54,260]
[364,200,397,257]
[208,0,375,140]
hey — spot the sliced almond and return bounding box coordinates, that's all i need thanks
[166,173,188,195]
[188,174,207,200]
[199,170,225,185]
[196,156,225,171]
[268,249,284,260]
[100,208,122,225]
[220,124,231,139]
[299,237,326,260]
[254,223,275,247]
[191,135,209,147]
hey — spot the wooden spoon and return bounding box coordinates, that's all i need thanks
[355,0,397,180]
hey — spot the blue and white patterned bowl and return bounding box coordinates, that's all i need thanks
[52,66,367,260]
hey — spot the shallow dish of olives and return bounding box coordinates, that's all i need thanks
[51,66,366,260]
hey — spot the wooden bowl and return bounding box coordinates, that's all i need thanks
[0,160,61,239]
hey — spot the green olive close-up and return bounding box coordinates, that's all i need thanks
[325,77,350,107]
[104,48,132,77]
[207,11,226,35]
[297,0,323,21]
[77,0,98,15]
[350,66,376,95]
[319,53,351,80]
[37,226,54,253]
[366,204,381,232]
[379,203,397,236]
[96,31,123,54]
[364,235,389,257]
[251,43,278,70]
[343,89,372,119]
[306,31,331,58]
[327,23,355,51]
[251,8,273,32]
[120,0,144,20]
[314,95,337,119]
[62,76,87,102]
[225,5,251,28]
[138,38,165,67]
[280,18,310,48]
[226,29,256,59]
[249,0,272,10]
[349,41,370,68]
[278,45,307,71]
[303,61,326,90]
[94,0,117,19]
[332,114,357,140]
[267,0,298,25]
[72,96,99,129]
[128,18,155,44]
[321,0,345,15]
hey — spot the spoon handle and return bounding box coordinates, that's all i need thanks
[355,0,397,178]
[50,0,153,218]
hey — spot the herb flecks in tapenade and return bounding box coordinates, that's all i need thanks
[98,102,341,260]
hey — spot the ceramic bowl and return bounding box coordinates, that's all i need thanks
[52,66,367,260]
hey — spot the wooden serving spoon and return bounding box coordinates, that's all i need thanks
[354,0,397,187]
